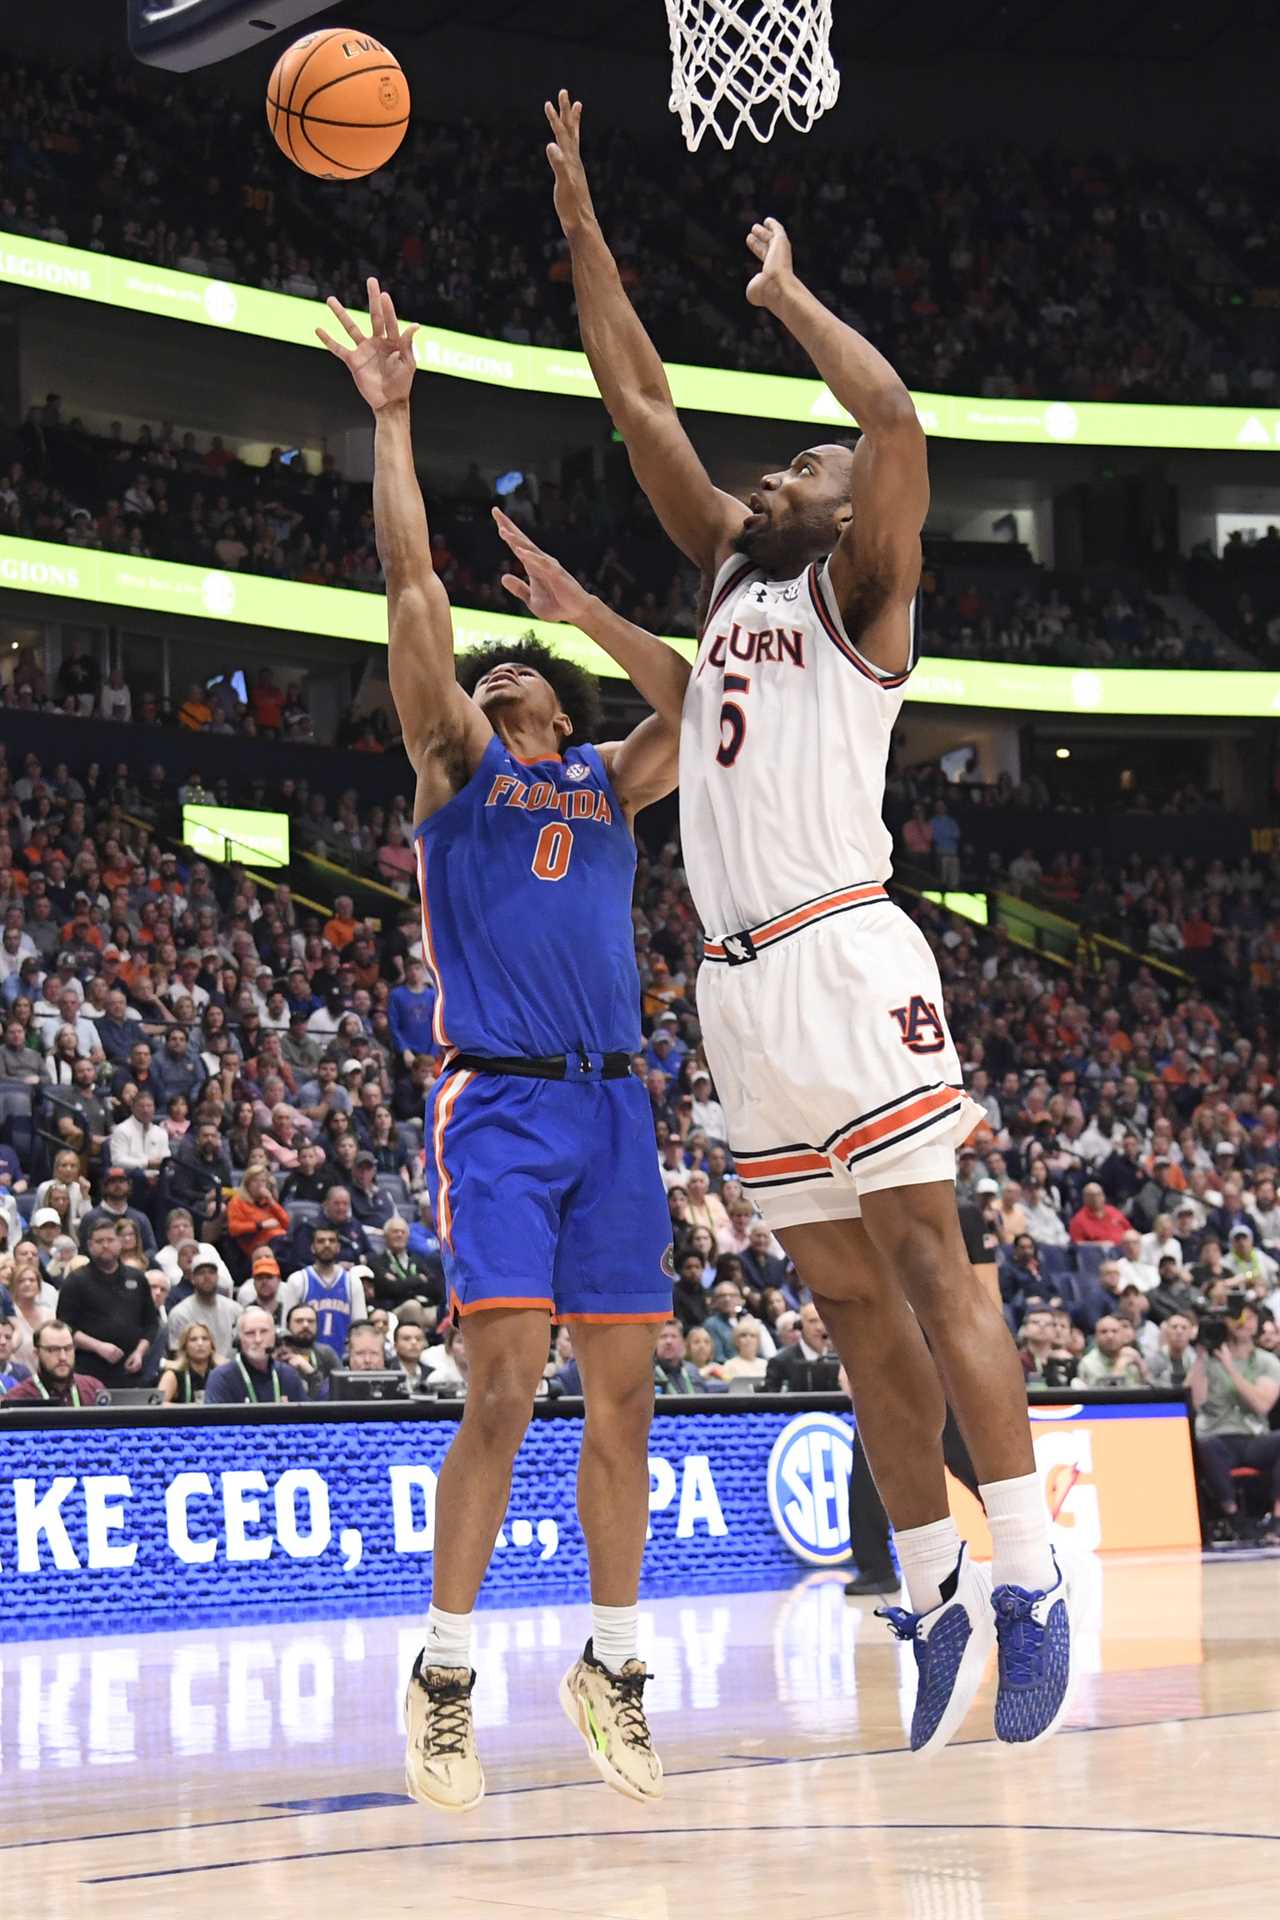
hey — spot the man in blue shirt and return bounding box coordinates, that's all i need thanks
[204,1307,307,1404]
[387,956,438,1063]
[150,1025,207,1113]
[0,1315,31,1394]
[97,987,144,1065]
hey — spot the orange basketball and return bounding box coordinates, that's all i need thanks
[267,28,409,180]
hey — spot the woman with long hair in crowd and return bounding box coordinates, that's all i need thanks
[227,1163,289,1267]
[158,1321,221,1404]
[368,1104,410,1183]
[719,1322,768,1388]
[6,1255,56,1370]
[226,1098,261,1170]
[686,1224,718,1286]
[43,1027,82,1085]
[114,1216,149,1271]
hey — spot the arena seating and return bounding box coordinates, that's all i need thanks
[4,405,1269,670]
[2,53,1277,404]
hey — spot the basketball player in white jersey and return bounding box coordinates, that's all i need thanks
[544,91,1072,1750]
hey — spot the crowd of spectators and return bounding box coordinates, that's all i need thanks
[3,57,1276,406]
[886,769,1280,1000]
[0,724,1277,1541]
[2,398,702,650]
[8,396,1270,673]
[920,565,1218,671]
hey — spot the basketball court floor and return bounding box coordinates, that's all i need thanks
[4,1553,1276,1918]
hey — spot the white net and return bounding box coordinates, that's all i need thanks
[665,0,840,152]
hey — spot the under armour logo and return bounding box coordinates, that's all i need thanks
[723,931,757,965]
[751,585,769,605]
[565,763,591,782]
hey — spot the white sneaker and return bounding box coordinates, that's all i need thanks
[877,1545,996,1756]
[403,1654,485,1812]
[560,1639,664,1803]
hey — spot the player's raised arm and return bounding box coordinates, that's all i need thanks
[493,507,685,816]
[745,218,929,675]
[546,91,745,579]
[317,279,490,814]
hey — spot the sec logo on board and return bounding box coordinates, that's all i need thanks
[766,1412,854,1565]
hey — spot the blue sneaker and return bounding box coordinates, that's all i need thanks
[992,1553,1073,1746]
[877,1545,994,1756]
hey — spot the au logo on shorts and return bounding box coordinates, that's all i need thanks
[890,994,946,1054]
[766,1412,854,1565]
[660,1243,677,1279]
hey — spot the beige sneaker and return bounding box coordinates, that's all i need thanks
[403,1655,485,1812]
[559,1639,664,1804]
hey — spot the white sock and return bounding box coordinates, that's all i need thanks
[892,1516,962,1615]
[423,1602,473,1671]
[980,1472,1057,1593]
[591,1603,639,1673]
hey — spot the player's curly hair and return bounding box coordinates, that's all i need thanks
[455,634,603,743]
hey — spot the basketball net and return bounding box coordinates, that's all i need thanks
[665,0,840,151]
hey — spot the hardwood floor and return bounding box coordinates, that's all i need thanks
[3,1551,1277,1918]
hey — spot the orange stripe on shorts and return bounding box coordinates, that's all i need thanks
[829,1085,958,1163]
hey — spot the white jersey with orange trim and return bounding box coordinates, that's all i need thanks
[681,550,980,1228]
[679,551,917,939]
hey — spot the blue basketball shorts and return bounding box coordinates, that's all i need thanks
[426,1066,675,1322]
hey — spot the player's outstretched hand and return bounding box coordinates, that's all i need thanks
[316,277,420,413]
[745,217,797,309]
[545,89,596,236]
[494,507,593,626]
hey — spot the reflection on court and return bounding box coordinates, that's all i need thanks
[2,1553,1277,1919]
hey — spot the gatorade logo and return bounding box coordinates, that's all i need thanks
[766,1412,853,1565]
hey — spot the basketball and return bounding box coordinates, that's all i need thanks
[266,28,410,180]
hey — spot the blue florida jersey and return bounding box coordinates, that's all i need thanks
[413,736,643,1058]
[297,1267,357,1351]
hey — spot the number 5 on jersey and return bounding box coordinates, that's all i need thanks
[717,673,752,768]
[532,821,574,882]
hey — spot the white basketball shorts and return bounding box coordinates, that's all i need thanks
[696,885,983,1231]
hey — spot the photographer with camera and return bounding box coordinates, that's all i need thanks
[1191,1297,1280,1541]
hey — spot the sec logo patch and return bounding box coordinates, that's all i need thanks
[766,1412,854,1565]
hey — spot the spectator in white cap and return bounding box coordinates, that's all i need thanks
[29,1207,65,1272]
[689,1070,728,1144]
[1174,1196,1206,1247]
[1228,1223,1277,1291]
[167,1254,242,1353]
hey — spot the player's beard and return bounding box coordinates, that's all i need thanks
[731,501,840,579]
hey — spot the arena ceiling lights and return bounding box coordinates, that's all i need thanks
[3,233,1280,454]
[5,533,1280,718]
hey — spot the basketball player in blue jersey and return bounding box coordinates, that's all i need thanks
[318,280,692,1813]
[544,93,1073,1755]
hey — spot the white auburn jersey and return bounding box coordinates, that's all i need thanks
[680,551,979,1231]
[679,551,919,937]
